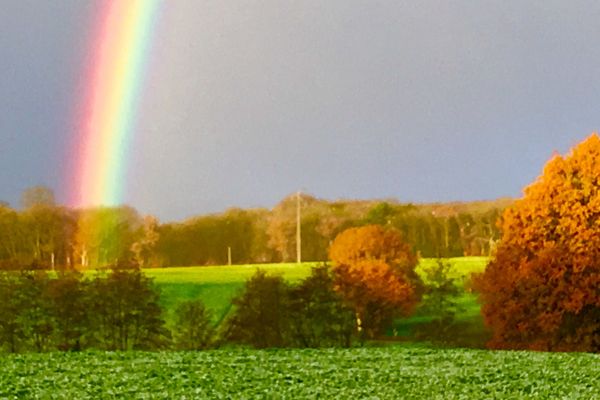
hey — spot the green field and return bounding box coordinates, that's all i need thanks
[144,262,320,326]
[144,257,489,343]
[1,346,597,399]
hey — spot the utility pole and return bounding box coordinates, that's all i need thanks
[296,191,301,264]
[227,246,232,266]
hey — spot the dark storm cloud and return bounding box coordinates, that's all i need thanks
[2,1,600,220]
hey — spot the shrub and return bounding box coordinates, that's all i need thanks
[415,259,465,342]
[225,270,291,348]
[173,300,214,350]
[287,265,355,347]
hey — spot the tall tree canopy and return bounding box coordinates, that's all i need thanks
[476,134,600,352]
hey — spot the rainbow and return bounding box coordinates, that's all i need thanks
[70,0,161,207]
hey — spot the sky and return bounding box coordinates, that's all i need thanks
[2,1,600,221]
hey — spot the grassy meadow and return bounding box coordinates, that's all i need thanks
[2,346,597,399]
[144,262,319,327]
[144,257,489,343]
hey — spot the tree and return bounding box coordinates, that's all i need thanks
[0,205,21,267]
[225,270,290,348]
[329,225,422,340]
[21,205,76,269]
[154,208,273,267]
[131,215,160,268]
[14,270,55,351]
[287,265,356,347]
[74,206,141,268]
[415,259,464,341]
[87,265,168,350]
[0,273,24,352]
[267,193,343,262]
[20,186,55,209]
[475,134,600,352]
[0,270,90,352]
[173,300,214,350]
[45,272,89,351]
[329,225,419,270]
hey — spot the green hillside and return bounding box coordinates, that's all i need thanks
[145,257,489,341]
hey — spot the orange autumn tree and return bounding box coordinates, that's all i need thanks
[476,134,600,352]
[328,225,422,339]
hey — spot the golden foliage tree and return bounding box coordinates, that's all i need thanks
[328,225,422,339]
[476,134,600,352]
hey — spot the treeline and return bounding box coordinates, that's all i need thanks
[0,265,366,352]
[0,187,510,269]
[0,225,464,352]
[0,267,167,352]
[0,261,463,353]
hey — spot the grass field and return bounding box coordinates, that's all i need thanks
[144,257,489,343]
[144,262,320,326]
[1,346,597,399]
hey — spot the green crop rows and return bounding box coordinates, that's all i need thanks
[1,346,597,399]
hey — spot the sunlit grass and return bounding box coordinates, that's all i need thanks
[144,257,489,333]
[145,257,488,284]
[144,262,319,284]
[416,256,488,281]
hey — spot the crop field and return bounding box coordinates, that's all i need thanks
[1,346,597,399]
[144,257,489,337]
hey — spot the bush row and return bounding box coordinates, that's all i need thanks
[0,261,463,352]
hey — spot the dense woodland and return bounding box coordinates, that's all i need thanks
[0,187,510,270]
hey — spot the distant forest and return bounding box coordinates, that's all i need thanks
[0,188,512,269]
